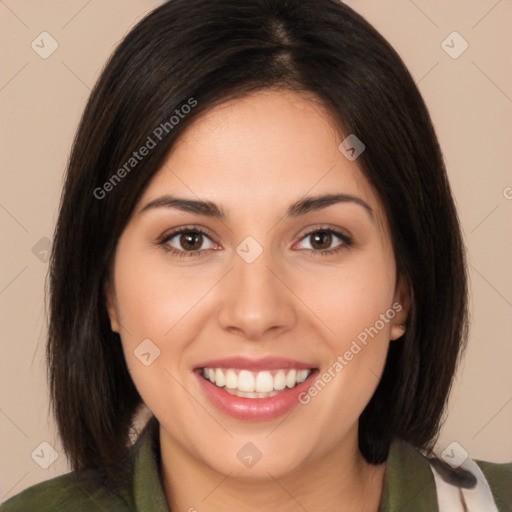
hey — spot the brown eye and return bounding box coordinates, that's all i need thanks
[295,228,352,255]
[180,232,203,251]
[309,231,333,250]
[162,228,217,254]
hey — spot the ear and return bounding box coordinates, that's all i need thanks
[104,279,120,333]
[390,273,411,340]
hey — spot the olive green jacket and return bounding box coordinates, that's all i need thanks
[2,418,511,511]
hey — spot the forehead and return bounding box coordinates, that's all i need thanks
[138,89,384,222]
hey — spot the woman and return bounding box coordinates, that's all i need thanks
[1,0,510,510]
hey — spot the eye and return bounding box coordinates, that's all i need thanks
[159,227,218,256]
[295,228,352,255]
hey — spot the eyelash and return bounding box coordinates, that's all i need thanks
[157,225,353,258]
[158,226,216,258]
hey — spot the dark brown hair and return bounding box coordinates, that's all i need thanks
[48,0,468,487]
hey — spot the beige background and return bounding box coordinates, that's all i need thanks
[1,0,511,501]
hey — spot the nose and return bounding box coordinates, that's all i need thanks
[216,251,297,341]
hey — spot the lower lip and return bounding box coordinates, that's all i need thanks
[195,369,318,421]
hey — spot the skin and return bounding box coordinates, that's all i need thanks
[106,89,410,512]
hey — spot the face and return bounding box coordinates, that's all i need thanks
[106,89,409,479]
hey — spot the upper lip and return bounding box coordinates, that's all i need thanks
[194,356,316,372]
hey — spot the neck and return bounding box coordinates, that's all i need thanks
[159,426,386,512]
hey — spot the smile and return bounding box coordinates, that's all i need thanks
[194,357,318,421]
[200,367,313,398]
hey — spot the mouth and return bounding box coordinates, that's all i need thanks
[193,357,318,421]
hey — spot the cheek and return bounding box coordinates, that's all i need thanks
[112,248,220,342]
[111,245,226,410]
[111,252,210,421]
[295,251,397,345]
[292,250,396,418]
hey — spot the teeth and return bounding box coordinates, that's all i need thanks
[225,369,237,389]
[238,370,254,392]
[273,370,286,390]
[255,371,274,393]
[215,368,225,387]
[297,369,309,383]
[286,369,297,388]
[201,367,312,395]
[225,388,280,399]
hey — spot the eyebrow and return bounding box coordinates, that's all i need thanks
[139,193,373,219]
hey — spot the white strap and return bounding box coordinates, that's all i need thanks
[430,458,499,512]
[431,463,465,511]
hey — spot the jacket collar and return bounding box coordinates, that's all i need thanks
[130,418,438,511]
[379,438,438,511]
[131,416,170,511]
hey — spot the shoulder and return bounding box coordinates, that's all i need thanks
[422,446,512,511]
[475,458,512,508]
[381,438,512,511]
[0,470,134,512]
[0,417,162,512]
